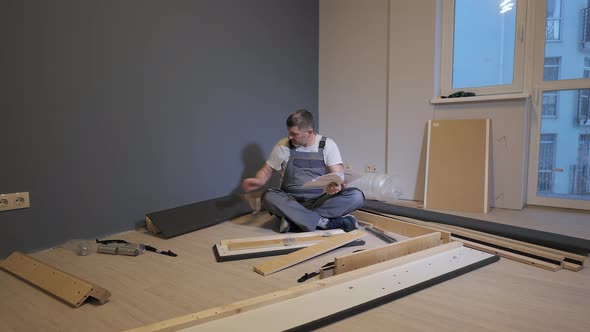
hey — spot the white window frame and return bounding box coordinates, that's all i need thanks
[527,0,590,210]
[440,0,528,97]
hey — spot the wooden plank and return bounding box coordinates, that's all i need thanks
[223,230,344,251]
[424,119,491,213]
[389,213,586,270]
[214,231,364,263]
[563,261,584,272]
[125,242,465,332]
[145,216,160,234]
[453,237,561,272]
[253,230,366,276]
[334,232,442,275]
[180,247,498,331]
[0,252,111,307]
[353,210,450,243]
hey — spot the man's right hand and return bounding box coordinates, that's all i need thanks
[242,163,274,193]
[242,178,263,192]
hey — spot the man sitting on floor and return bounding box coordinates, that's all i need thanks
[241,109,364,232]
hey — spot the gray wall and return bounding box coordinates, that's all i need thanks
[0,0,319,258]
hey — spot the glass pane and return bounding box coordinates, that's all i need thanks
[538,89,590,201]
[542,91,557,116]
[545,0,589,81]
[452,0,517,89]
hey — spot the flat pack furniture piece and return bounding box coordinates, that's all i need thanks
[253,230,366,276]
[362,200,590,255]
[213,230,366,262]
[332,232,443,275]
[145,194,255,239]
[388,213,585,272]
[424,118,491,213]
[125,242,498,332]
[0,251,111,307]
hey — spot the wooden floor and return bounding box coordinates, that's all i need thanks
[1,205,589,332]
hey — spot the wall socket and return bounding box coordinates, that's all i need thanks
[0,192,31,212]
[365,164,378,173]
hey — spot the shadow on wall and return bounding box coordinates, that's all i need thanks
[134,143,279,230]
[231,142,281,196]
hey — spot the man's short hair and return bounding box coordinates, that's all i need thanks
[286,109,314,130]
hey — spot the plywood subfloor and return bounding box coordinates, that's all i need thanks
[0,208,589,332]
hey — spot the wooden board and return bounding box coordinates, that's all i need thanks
[353,210,450,243]
[362,200,590,255]
[0,252,111,307]
[223,230,345,251]
[334,232,442,275]
[253,230,366,276]
[389,213,585,271]
[454,237,561,272]
[180,246,498,331]
[125,242,466,332]
[424,119,491,213]
[214,230,366,262]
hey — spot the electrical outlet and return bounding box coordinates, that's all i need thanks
[0,192,31,212]
[365,164,378,173]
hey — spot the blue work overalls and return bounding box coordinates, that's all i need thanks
[262,136,364,232]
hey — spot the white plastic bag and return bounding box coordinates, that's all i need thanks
[349,173,402,203]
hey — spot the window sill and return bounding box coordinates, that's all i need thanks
[430,93,530,105]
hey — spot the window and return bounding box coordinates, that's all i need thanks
[440,0,526,96]
[538,134,556,192]
[542,91,558,117]
[572,134,590,194]
[546,0,561,41]
[527,0,590,209]
[542,57,560,117]
[577,58,590,125]
[543,57,560,81]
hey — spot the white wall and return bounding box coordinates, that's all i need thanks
[319,0,529,209]
[319,0,389,174]
[387,1,437,201]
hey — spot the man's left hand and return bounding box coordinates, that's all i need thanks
[326,182,342,195]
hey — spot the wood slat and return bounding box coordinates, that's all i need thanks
[223,230,345,251]
[353,210,450,243]
[253,231,366,276]
[125,242,465,332]
[180,246,496,331]
[0,252,111,307]
[334,232,442,275]
[453,237,561,272]
[387,213,585,271]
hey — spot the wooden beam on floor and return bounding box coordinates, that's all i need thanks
[223,230,345,251]
[453,237,561,272]
[125,242,467,332]
[333,232,442,275]
[177,246,499,331]
[253,230,366,276]
[386,213,585,271]
[353,210,450,243]
[0,252,111,307]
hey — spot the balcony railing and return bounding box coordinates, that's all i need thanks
[571,164,590,194]
[580,8,590,49]
[547,18,560,41]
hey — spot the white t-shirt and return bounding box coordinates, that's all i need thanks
[266,134,343,171]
